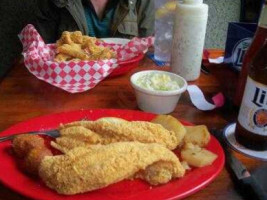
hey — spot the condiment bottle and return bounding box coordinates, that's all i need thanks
[234,0,267,106]
[171,0,208,81]
[235,41,267,151]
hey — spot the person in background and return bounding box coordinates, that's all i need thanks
[34,0,154,44]
[0,0,37,79]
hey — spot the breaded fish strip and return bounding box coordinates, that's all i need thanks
[56,120,181,150]
[57,43,89,60]
[54,53,73,62]
[56,31,73,46]
[70,31,83,44]
[39,142,185,195]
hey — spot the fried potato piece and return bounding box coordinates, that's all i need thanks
[151,115,186,148]
[184,125,210,147]
[12,134,45,158]
[181,143,217,168]
[181,161,191,171]
[39,142,185,195]
[57,43,89,60]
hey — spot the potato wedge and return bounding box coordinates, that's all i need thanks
[181,161,191,171]
[181,143,217,168]
[152,115,186,146]
[184,125,210,147]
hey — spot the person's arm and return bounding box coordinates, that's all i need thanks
[136,0,154,37]
[33,0,59,43]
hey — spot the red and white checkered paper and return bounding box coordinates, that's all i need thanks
[18,24,154,93]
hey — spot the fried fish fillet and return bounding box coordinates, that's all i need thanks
[39,142,185,195]
[56,31,73,46]
[54,53,73,62]
[69,31,83,44]
[57,43,89,60]
[53,119,182,151]
[82,39,116,60]
[56,31,84,46]
[55,31,116,61]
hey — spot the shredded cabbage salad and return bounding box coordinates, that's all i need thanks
[136,73,180,91]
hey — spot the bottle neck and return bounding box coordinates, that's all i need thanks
[259,1,267,28]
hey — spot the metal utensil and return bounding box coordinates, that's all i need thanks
[211,128,267,200]
[0,129,60,142]
[0,118,90,143]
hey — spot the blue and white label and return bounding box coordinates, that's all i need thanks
[238,77,267,136]
[232,38,252,71]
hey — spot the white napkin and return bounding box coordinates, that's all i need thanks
[187,85,225,111]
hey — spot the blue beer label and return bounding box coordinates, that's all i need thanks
[224,23,257,71]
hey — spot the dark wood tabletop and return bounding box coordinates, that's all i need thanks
[0,52,265,200]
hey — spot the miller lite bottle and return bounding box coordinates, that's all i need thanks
[234,0,267,106]
[235,41,267,151]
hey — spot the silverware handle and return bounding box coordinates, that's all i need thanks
[0,131,47,142]
[241,176,267,200]
[0,135,16,142]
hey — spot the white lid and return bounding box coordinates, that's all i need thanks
[184,0,203,4]
[177,0,208,17]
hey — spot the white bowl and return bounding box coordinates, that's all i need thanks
[130,70,188,114]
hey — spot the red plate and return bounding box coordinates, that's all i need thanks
[109,53,144,77]
[0,109,225,200]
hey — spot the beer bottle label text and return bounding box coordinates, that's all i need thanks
[259,3,267,28]
[238,77,267,136]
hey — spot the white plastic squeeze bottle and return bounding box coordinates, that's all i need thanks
[171,0,208,81]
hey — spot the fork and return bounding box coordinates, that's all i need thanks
[0,129,60,143]
[0,117,91,143]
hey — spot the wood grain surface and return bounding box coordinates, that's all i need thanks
[0,53,264,200]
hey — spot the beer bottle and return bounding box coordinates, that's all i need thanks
[235,41,267,151]
[234,0,267,106]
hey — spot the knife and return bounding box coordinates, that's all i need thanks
[211,129,267,200]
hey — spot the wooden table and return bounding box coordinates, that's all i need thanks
[0,53,265,200]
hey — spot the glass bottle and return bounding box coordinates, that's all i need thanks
[154,0,176,62]
[235,41,267,151]
[234,0,267,106]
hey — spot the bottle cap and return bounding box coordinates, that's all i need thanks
[184,0,203,4]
